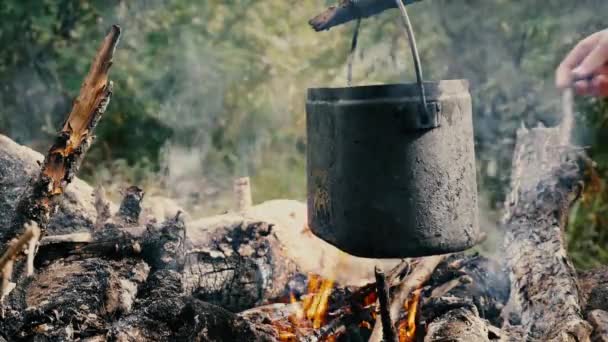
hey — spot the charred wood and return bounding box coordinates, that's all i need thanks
[117,185,145,225]
[4,25,120,245]
[375,267,398,342]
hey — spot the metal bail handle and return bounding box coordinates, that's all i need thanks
[394,0,440,129]
[347,1,440,130]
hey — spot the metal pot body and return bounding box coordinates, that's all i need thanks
[306,80,479,258]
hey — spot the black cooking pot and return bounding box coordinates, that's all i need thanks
[306,5,479,258]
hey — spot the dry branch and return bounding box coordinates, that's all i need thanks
[369,255,445,342]
[5,25,121,245]
[309,0,423,32]
[501,124,592,341]
[0,224,39,273]
[375,267,398,342]
[234,177,253,213]
[0,222,40,299]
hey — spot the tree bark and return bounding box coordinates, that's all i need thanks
[501,125,592,341]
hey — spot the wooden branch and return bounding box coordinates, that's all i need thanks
[0,223,40,272]
[0,222,40,298]
[5,25,121,245]
[501,124,592,341]
[369,255,445,342]
[309,0,423,32]
[375,267,398,342]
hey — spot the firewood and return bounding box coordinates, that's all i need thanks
[424,305,495,342]
[501,124,592,341]
[309,0,423,32]
[375,267,398,342]
[369,255,445,342]
[5,25,120,246]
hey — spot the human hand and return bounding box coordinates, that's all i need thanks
[556,29,608,97]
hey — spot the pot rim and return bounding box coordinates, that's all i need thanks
[307,79,469,102]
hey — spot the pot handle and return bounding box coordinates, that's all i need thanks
[395,0,439,122]
[347,1,440,129]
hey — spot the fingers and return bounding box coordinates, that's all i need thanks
[573,66,608,96]
[556,32,602,88]
[573,32,608,80]
[592,74,608,97]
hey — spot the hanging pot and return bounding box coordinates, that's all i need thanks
[306,6,479,258]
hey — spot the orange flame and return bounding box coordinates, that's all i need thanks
[276,274,335,341]
[398,289,422,342]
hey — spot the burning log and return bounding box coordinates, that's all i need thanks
[501,124,592,341]
[3,25,120,246]
[309,0,423,32]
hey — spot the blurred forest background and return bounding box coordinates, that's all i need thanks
[1,0,608,268]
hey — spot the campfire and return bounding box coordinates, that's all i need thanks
[0,7,607,342]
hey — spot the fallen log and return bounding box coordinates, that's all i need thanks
[4,25,120,245]
[309,0,423,32]
[501,124,592,341]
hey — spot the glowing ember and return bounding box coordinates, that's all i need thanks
[398,289,422,342]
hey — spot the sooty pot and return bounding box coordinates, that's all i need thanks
[306,80,479,258]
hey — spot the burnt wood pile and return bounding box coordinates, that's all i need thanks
[1,16,608,342]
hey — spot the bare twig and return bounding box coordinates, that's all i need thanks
[0,222,41,299]
[0,223,40,271]
[234,177,253,212]
[94,185,112,230]
[25,222,41,276]
[1,259,14,299]
[375,267,398,342]
[429,275,473,299]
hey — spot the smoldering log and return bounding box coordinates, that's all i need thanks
[0,134,109,239]
[309,0,423,32]
[4,25,121,246]
[1,213,277,341]
[501,124,592,341]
